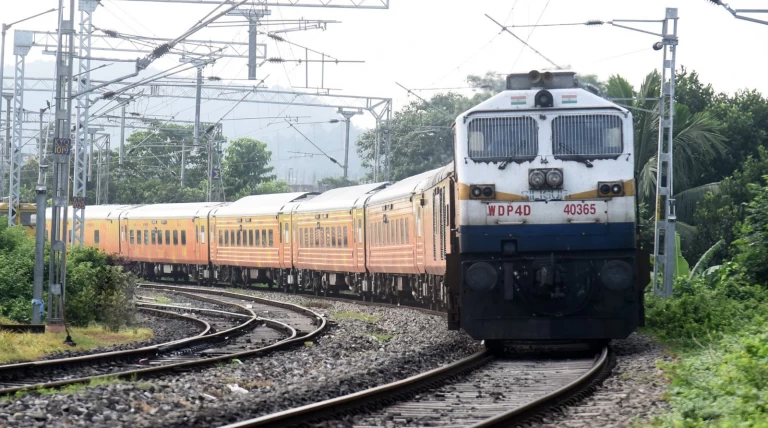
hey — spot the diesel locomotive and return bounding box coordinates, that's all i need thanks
[44,71,647,342]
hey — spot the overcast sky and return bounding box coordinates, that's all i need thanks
[3,0,768,179]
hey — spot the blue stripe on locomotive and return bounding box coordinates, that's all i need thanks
[458,222,636,253]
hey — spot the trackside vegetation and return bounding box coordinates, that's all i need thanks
[0,221,138,332]
[644,177,768,426]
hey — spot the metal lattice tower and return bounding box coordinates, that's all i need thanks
[49,0,77,328]
[652,8,679,298]
[7,30,31,225]
[95,134,109,204]
[72,0,97,246]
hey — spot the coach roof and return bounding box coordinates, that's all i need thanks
[123,202,224,220]
[45,205,139,221]
[295,182,388,213]
[212,192,313,217]
[367,168,443,205]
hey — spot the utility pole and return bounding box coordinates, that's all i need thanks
[652,9,679,298]
[32,105,49,325]
[119,103,125,167]
[227,7,270,80]
[48,0,76,332]
[8,30,32,226]
[337,108,362,179]
[180,58,209,186]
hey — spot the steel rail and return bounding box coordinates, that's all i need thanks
[0,290,326,396]
[222,347,610,428]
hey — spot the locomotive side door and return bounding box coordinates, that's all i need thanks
[353,208,366,272]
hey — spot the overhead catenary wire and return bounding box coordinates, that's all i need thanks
[485,13,563,70]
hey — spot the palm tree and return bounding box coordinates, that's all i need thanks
[606,72,727,225]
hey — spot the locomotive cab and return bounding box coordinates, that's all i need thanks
[453,70,645,341]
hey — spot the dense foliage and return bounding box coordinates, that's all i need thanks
[644,177,768,426]
[0,223,135,331]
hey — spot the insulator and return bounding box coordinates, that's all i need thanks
[102,91,116,99]
[268,34,284,42]
[267,57,284,63]
[102,29,119,37]
[151,43,170,59]
[585,20,604,26]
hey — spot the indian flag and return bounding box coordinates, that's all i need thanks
[562,94,578,104]
[510,95,526,106]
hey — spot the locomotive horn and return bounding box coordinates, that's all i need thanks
[528,70,541,83]
[542,71,554,84]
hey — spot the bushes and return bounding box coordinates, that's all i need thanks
[0,224,135,331]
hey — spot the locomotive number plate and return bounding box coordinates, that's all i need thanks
[485,201,609,225]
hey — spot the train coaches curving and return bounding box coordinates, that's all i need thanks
[120,202,224,282]
[208,192,314,287]
[45,205,137,251]
[292,183,388,296]
[451,70,649,342]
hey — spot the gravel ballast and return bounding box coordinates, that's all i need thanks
[517,333,671,428]
[0,288,671,428]
[0,290,481,427]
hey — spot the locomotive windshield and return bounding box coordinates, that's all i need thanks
[552,114,623,159]
[467,117,538,161]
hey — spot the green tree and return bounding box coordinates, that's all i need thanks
[605,71,727,218]
[317,176,359,190]
[222,137,275,197]
[357,92,489,181]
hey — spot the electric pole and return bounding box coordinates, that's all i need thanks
[337,108,362,179]
[47,0,76,332]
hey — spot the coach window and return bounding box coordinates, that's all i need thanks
[219,230,223,246]
[304,228,309,248]
[173,230,179,245]
[130,230,135,244]
[323,227,329,248]
[151,230,157,245]
[165,230,170,246]
[94,230,100,244]
[230,231,235,247]
[357,219,362,243]
[262,230,267,247]
[405,219,410,244]
[201,226,205,244]
[144,230,149,245]
[331,227,337,247]
[249,230,254,247]
[417,207,422,238]
[284,223,290,244]
[237,230,242,246]
[343,226,349,247]
[181,230,187,245]
[225,230,229,246]
[268,230,274,247]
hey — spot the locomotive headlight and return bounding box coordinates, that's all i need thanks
[482,186,495,198]
[599,184,611,195]
[611,183,623,194]
[465,262,498,292]
[600,260,633,291]
[546,169,563,188]
[529,170,546,188]
[471,187,483,198]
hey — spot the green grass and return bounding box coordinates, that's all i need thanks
[366,332,393,342]
[332,310,379,324]
[154,295,172,304]
[0,326,153,364]
[8,376,126,399]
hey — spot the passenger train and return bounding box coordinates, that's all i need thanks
[45,71,648,342]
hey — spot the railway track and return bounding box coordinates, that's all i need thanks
[0,288,326,396]
[137,281,446,318]
[221,347,611,428]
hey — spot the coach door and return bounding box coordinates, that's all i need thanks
[278,212,292,269]
[352,208,366,272]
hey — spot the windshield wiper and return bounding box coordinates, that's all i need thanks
[556,141,593,168]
